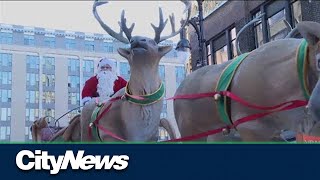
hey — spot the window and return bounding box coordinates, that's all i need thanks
[268,9,288,41]
[24,35,35,46]
[230,27,237,58]
[43,57,55,71]
[0,32,13,44]
[26,91,39,104]
[68,76,80,89]
[0,72,12,85]
[175,66,185,88]
[44,37,55,48]
[26,55,40,69]
[42,74,55,87]
[291,0,302,27]
[25,127,32,142]
[85,41,95,52]
[158,127,169,141]
[103,42,114,53]
[160,100,167,119]
[253,11,264,48]
[0,53,12,67]
[83,60,94,74]
[206,44,212,65]
[0,108,11,121]
[215,45,228,64]
[0,90,11,103]
[0,126,10,141]
[42,91,55,104]
[68,92,80,105]
[158,65,165,83]
[68,58,80,73]
[26,73,39,87]
[25,108,39,122]
[120,62,131,81]
[42,109,55,118]
[65,38,76,50]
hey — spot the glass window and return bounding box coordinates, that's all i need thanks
[26,55,40,69]
[83,60,94,74]
[65,38,76,50]
[0,53,12,67]
[206,44,212,65]
[68,76,80,89]
[230,27,238,58]
[68,58,80,73]
[42,109,55,118]
[68,92,80,105]
[103,42,114,53]
[26,91,39,104]
[0,126,10,141]
[215,45,228,64]
[85,41,95,52]
[43,57,55,71]
[25,108,39,122]
[42,91,55,104]
[26,73,39,87]
[268,9,289,41]
[253,11,263,48]
[1,108,11,121]
[44,37,55,48]
[82,75,92,86]
[291,1,302,27]
[0,72,12,85]
[42,74,55,87]
[159,65,165,83]
[120,62,131,81]
[175,66,185,88]
[24,35,35,46]
[0,32,13,44]
[0,90,11,103]
[158,127,169,141]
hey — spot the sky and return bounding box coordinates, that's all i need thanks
[0,1,187,42]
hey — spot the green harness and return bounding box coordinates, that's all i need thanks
[89,82,165,141]
[215,39,310,125]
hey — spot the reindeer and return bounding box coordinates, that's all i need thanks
[173,21,320,142]
[80,1,191,141]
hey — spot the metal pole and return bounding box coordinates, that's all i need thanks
[197,0,206,67]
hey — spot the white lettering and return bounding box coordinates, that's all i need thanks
[15,150,129,174]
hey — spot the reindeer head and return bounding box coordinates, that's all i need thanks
[93,1,191,67]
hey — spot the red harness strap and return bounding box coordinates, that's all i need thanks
[88,96,126,141]
[165,91,308,142]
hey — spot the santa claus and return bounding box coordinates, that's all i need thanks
[81,57,127,105]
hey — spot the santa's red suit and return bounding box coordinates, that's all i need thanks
[81,75,127,100]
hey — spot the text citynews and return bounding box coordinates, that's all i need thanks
[15,150,129,175]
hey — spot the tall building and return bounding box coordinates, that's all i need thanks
[0,23,186,142]
[188,0,319,70]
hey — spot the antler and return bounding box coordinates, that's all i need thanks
[93,1,131,44]
[155,0,192,43]
[151,7,168,44]
[118,10,135,42]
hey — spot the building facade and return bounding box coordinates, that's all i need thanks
[0,23,186,142]
[188,0,320,69]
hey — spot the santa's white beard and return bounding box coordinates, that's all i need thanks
[97,70,118,101]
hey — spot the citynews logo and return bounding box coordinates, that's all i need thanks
[15,150,129,175]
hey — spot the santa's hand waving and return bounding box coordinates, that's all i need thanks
[81,57,127,105]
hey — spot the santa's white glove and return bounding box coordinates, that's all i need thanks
[82,97,92,106]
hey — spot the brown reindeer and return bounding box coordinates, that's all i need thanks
[80,1,191,141]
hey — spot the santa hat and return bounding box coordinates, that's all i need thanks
[97,57,116,72]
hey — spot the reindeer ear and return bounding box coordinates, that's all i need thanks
[117,48,131,59]
[297,21,320,46]
[159,46,173,57]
